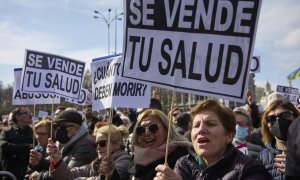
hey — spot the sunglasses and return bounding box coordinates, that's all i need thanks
[136,123,161,136]
[96,140,107,148]
[36,132,48,136]
[266,111,294,125]
[56,125,74,130]
[17,111,31,116]
[172,113,179,117]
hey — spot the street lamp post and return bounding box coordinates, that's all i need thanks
[94,9,123,55]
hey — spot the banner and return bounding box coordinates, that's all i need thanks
[13,68,60,105]
[276,85,299,106]
[91,54,151,110]
[65,88,92,106]
[21,49,85,99]
[122,0,262,102]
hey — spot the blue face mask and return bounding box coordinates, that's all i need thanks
[235,125,249,140]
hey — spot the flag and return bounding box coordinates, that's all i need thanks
[287,67,300,81]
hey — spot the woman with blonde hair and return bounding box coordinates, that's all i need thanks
[126,109,191,180]
[48,124,131,180]
[260,99,299,180]
[27,119,54,179]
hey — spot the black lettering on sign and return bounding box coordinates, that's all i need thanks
[205,43,223,83]
[223,45,243,85]
[251,56,259,72]
[45,73,80,94]
[113,82,147,96]
[25,71,41,88]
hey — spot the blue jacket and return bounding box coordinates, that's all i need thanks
[259,142,284,180]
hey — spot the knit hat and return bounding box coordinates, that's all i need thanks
[53,110,83,125]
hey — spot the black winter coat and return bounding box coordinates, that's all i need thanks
[0,125,33,180]
[175,144,273,180]
[286,116,300,180]
[127,146,189,180]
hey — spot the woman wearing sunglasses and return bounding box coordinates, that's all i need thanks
[48,124,131,180]
[126,109,191,180]
[154,100,272,180]
[260,99,299,180]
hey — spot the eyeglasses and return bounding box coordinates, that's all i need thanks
[172,113,178,117]
[56,125,74,130]
[36,132,48,136]
[96,140,107,148]
[236,122,249,128]
[266,111,294,125]
[136,123,161,136]
[17,112,31,116]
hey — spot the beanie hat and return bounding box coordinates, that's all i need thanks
[54,110,83,125]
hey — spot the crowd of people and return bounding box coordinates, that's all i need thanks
[0,91,299,180]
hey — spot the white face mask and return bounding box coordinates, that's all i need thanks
[235,125,249,140]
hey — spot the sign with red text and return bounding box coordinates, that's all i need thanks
[122,0,262,102]
[21,49,85,99]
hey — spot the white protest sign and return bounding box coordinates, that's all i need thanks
[250,56,260,73]
[65,88,91,106]
[21,49,85,99]
[13,68,60,105]
[91,54,151,110]
[38,110,49,118]
[122,0,262,102]
[276,85,299,106]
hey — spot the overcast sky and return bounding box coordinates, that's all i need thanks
[0,0,300,92]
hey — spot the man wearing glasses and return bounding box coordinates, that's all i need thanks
[0,106,33,180]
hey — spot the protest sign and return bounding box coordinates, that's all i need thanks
[21,49,85,99]
[122,0,262,102]
[38,110,49,118]
[13,68,60,105]
[250,56,260,73]
[277,85,299,106]
[91,54,151,110]
[65,88,91,106]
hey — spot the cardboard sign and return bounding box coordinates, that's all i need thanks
[21,49,85,99]
[13,68,60,105]
[277,85,299,106]
[91,54,151,110]
[122,0,262,102]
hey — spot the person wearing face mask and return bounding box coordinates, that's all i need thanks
[35,110,97,180]
[232,110,263,159]
[47,124,131,180]
[260,99,299,180]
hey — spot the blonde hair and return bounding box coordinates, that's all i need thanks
[34,119,55,141]
[97,124,128,142]
[132,109,187,149]
[261,99,299,144]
